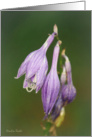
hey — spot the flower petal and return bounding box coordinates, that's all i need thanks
[48,72,60,114]
[36,57,48,93]
[41,73,50,113]
[15,52,35,79]
[51,96,63,120]
[42,70,60,115]
[26,49,45,80]
[61,84,76,104]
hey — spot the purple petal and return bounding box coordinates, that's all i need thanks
[51,42,60,69]
[42,70,60,115]
[67,71,73,84]
[41,32,56,52]
[26,49,45,80]
[42,73,50,113]
[30,75,35,82]
[61,84,76,104]
[42,41,61,115]
[51,96,63,120]
[48,71,60,114]
[15,51,35,79]
[45,71,55,114]
[36,57,48,93]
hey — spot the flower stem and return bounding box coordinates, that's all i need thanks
[55,36,62,78]
[41,121,57,136]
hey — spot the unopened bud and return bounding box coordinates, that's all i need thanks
[61,49,66,56]
[53,24,58,35]
[62,49,71,72]
[58,40,62,45]
[61,66,66,85]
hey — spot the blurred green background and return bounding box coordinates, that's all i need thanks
[1,11,91,136]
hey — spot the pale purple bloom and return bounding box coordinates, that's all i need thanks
[42,41,61,116]
[61,50,76,104]
[15,25,58,93]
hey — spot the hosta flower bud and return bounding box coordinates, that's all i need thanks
[61,50,76,104]
[61,84,76,104]
[60,66,66,85]
[42,41,61,116]
[62,49,71,72]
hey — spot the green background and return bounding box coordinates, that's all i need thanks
[1,11,91,136]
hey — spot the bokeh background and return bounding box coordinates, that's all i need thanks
[1,11,91,136]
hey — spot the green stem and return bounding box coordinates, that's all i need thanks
[55,36,62,78]
[42,121,52,136]
[42,120,57,136]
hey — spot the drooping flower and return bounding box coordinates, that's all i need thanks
[15,25,58,93]
[61,50,76,104]
[42,40,62,116]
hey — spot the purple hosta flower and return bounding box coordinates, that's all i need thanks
[61,49,76,104]
[42,40,62,116]
[15,25,58,93]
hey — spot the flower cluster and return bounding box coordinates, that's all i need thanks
[51,49,76,122]
[15,25,76,124]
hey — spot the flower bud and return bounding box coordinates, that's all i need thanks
[42,41,60,116]
[60,66,66,85]
[53,24,58,35]
[62,49,71,72]
[61,84,76,104]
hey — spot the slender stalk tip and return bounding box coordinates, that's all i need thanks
[14,76,17,79]
[53,24,58,35]
[61,49,66,56]
[58,40,62,45]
